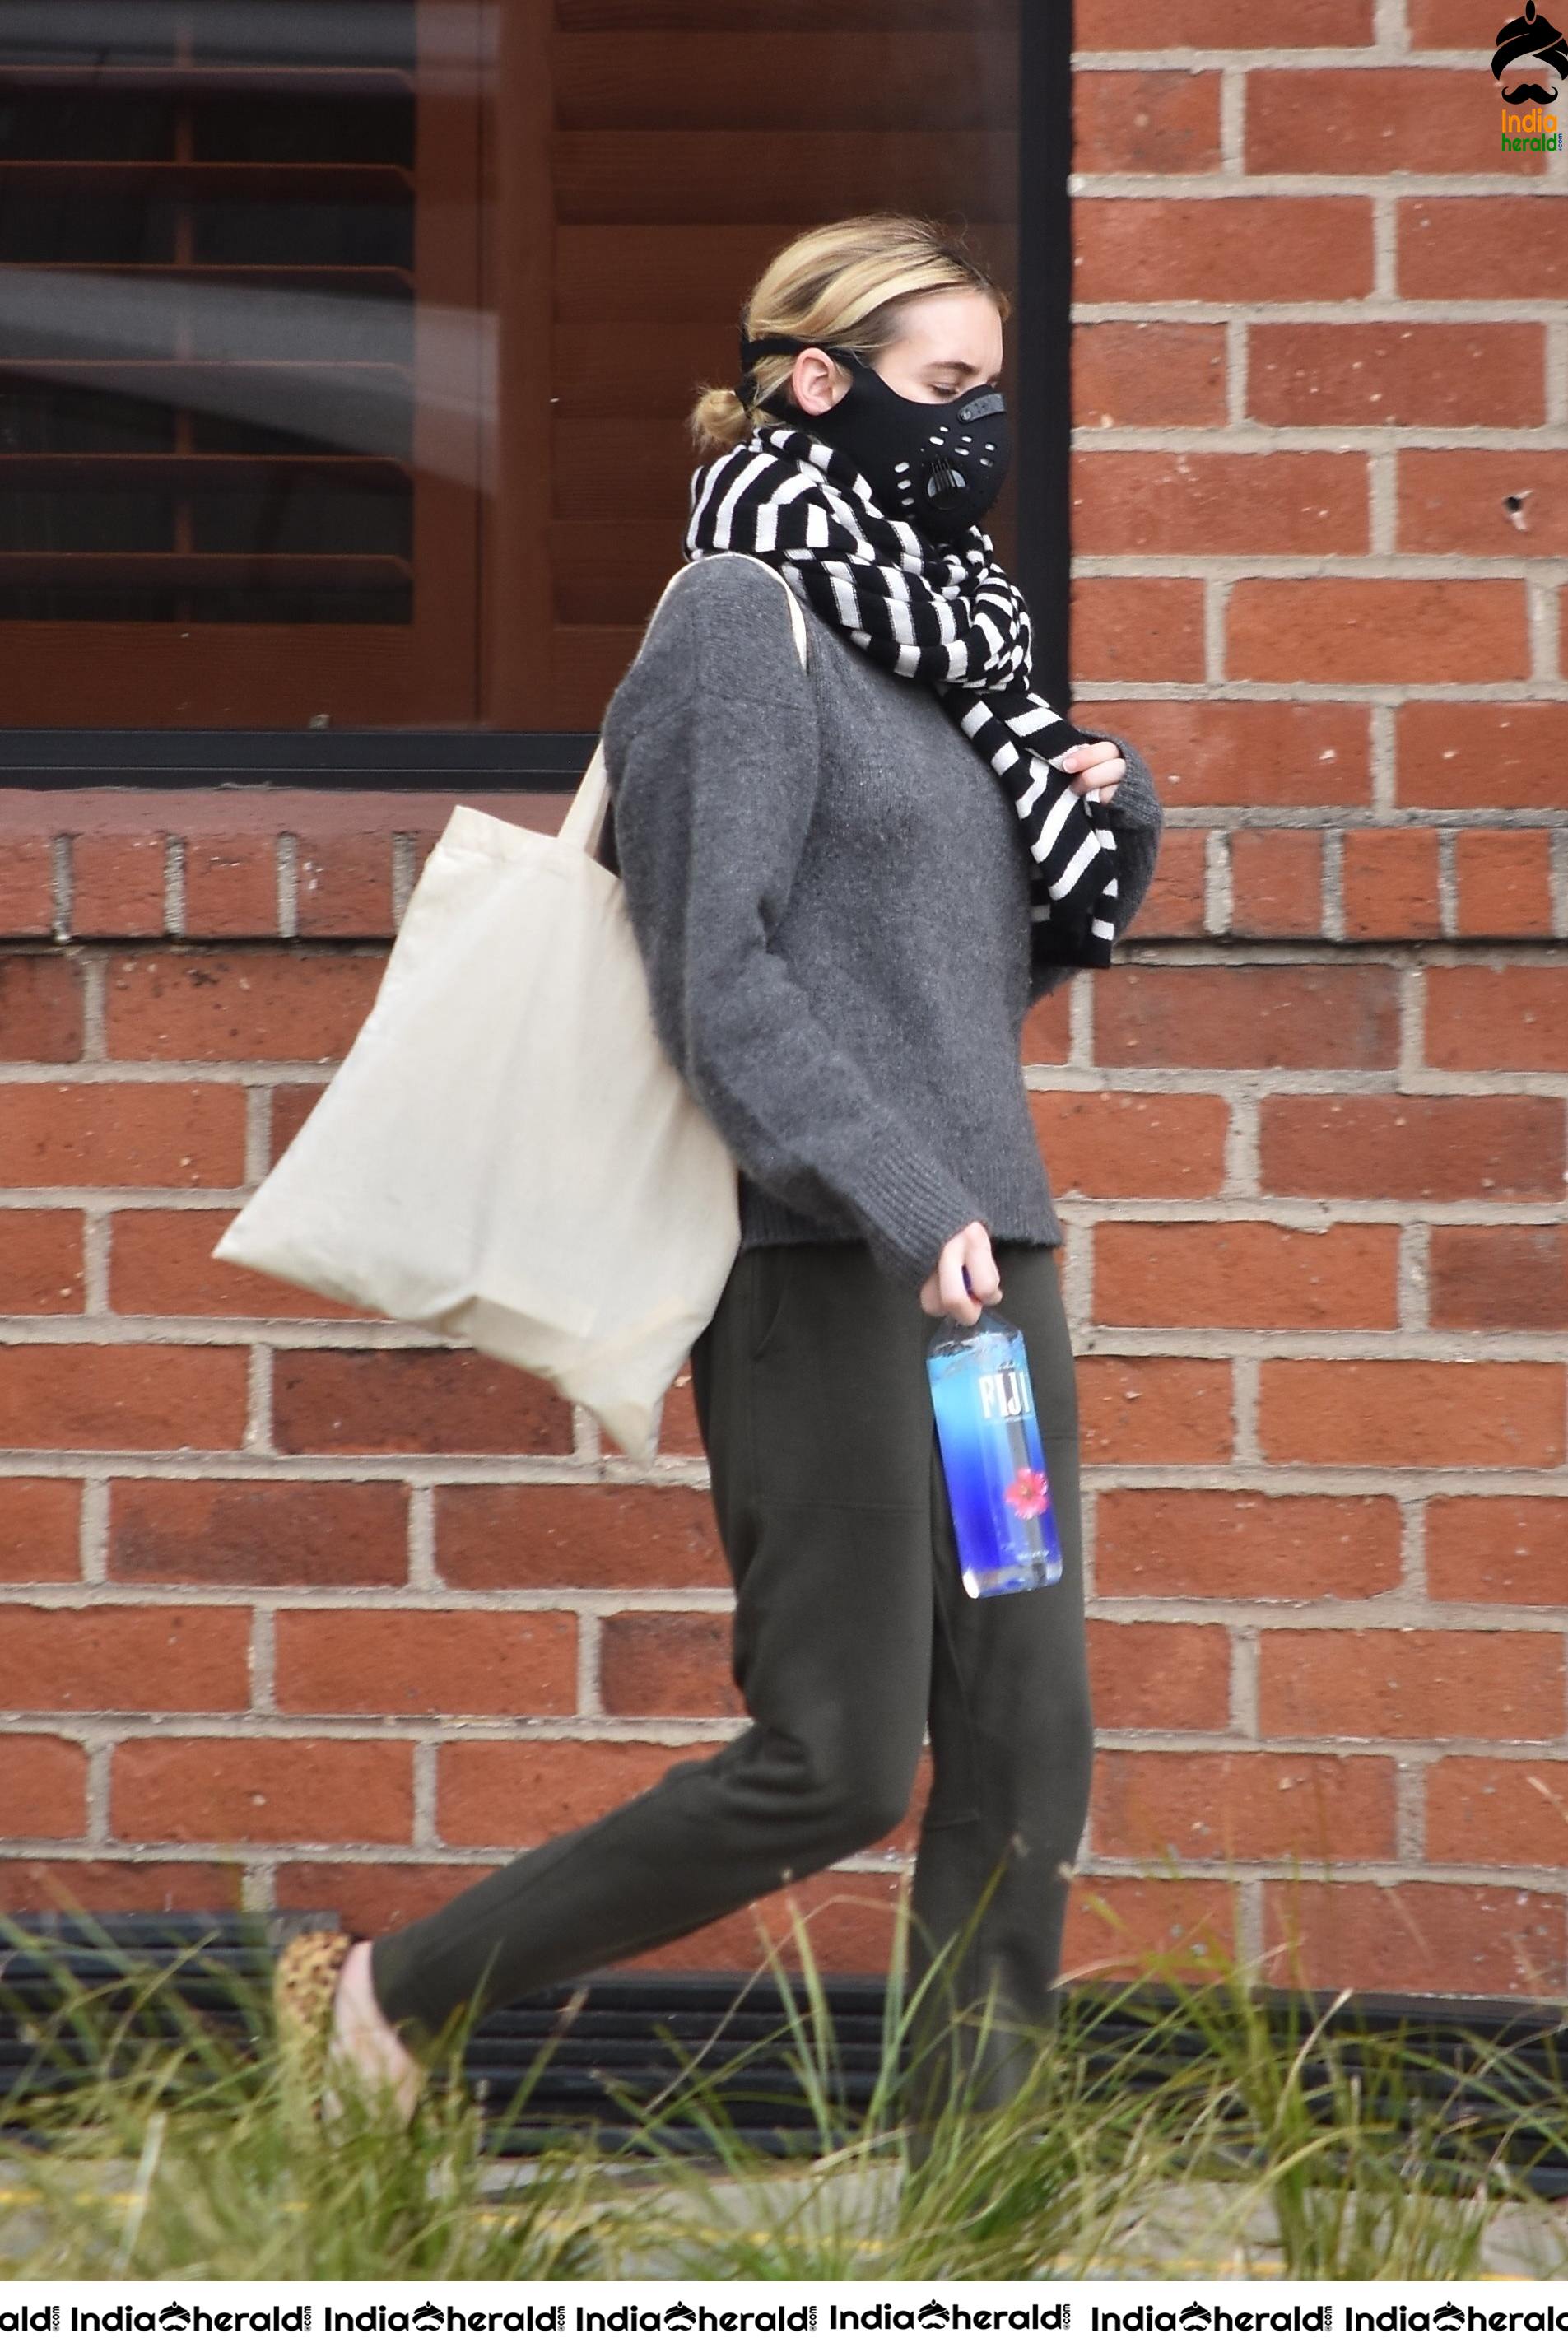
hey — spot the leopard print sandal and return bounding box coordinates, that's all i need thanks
[272,1927,352,2117]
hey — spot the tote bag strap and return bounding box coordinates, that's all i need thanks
[559,557,808,858]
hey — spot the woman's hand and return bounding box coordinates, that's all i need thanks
[919,1220,1003,1325]
[1057,739,1126,807]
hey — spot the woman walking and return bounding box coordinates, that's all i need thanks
[276,213,1165,2147]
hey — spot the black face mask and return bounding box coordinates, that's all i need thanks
[738,328,1011,541]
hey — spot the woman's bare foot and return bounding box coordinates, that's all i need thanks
[324,1940,425,2124]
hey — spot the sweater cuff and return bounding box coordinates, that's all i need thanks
[1100,734,1161,829]
[852,1142,991,1294]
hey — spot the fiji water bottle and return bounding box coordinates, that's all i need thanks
[926,1274,1063,1600]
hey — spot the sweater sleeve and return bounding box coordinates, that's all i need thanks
[600,557,990,1292]
[1029,727,1166,1008]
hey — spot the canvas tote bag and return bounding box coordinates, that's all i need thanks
[212,552,810,1463]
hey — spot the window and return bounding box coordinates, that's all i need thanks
[0,0,1044,744]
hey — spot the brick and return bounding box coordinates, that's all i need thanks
[1396,703,1561,810]
[1427,1761,1568,1870]
[1425,965,1568,1072]
[0,1857,242,1917]
[1072,323,1227,429]
[1069,578,1207,682]
[1031,1091,1231,1199]
[0,1734,88,1837]
[110,1735,414,1844]
[1065,1875,1237,1982]
[1453,830,1555,938]
[0,1603,250,1713]
[1094,1218,1398,1330]
[1075,198,1374,305]
[1132,830,1207,938]
[1076,0,1371,40]
[180,836,279,938]
[1229,829,1324,937]
[1259,1359,1564,1469]
[1259,1094,1563,1201]
[1249,68,1522,173]
[269,1083,327,1162]
[436,1483,725,1591]
[105,948,384,1062]
[1090,1620,1231,1731]
[1399,198,1568,301]
[1072,701,1372,810]
[1430,1224,1568,1330]
[273,1607,576,1717]
[295,833,396,939]
[436,1736,724,1846]
[1263,1881,1564,2001]
[1249,323,1545,431]
[1073,68,1221,173]
[1341,827,1442,939]
[0,1481,81,1584]
[0,1083,247,1189]
[109,1208,367,1320]
[1400,450,1568,558]
[1019,985,1072,1067]
[70,834,166,938]
[1226,580,1529,685]
[0,1209,83,1313]
[0,839,56,938]
[1096,1489,1401,1603]
[1072,452,1368,557]
[599,1611,738,1717]
[1094,1751,1396,1864]
[272,1348,574,1456]
[277,1856,485,1937]
[1408,0,1493,37]
[1080,1357,1234,1464]
[0,957,83,1061]
[108,1480,408,1589]
[1428,1496,1568,1605]
[0,1344,248,1451]
[1094,965,1399,1069]
[1259,1628,1562,1742]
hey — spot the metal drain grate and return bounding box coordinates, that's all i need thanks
[2,1909,1566,2178]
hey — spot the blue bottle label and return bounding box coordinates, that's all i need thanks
[927,1309,1064,1600]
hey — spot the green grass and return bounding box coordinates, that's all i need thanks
[0,1886,1562,2284]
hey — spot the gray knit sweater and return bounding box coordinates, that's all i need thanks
[599,552,1164,1292]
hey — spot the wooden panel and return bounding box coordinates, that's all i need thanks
[550,623,673,719]
[482,0,556,726]
[533,0,1024,720]
[555,225,1018,322]
[553,321,747,417]
[0,0,484,725]
[551,524,691,626]
[556,35,1018,132]
[551,132,1016,226]
[554,418,698,519]
[0,625,448,726]
[560,1,1018,30]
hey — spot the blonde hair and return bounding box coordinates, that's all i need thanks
[687,212,1011,457]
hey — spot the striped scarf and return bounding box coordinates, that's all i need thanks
[683,420,1119,968]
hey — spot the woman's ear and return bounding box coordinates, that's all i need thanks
[790,347,852,417]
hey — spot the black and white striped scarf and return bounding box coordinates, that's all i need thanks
[683,419,1119,968]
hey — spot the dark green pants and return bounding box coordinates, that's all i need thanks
[370,1239,1092,2116]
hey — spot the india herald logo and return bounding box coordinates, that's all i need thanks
[1494,0,1567,146]
[1494,0,1568,96]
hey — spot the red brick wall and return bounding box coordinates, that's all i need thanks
[0,9,1563,1997]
